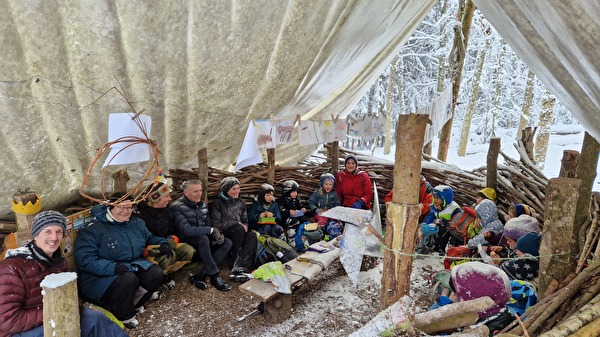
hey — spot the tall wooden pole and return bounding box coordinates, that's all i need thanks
[574,132,600,252]
[329,141,339,174]
[381,114,429,309]
[267,148,275,185]
[198,148,208,202]
[437,0,475,161]
[486,137,500,191]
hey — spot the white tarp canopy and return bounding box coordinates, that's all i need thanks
[0,0,435,214]
[2,0,600,215]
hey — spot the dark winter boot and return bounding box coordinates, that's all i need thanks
[188,272,208,290]
[210,274,232,292]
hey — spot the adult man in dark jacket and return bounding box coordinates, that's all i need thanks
[0,210,127,336]
[170,179,232,292]
[137,182,196,288]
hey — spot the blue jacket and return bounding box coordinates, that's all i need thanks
[308,189,341,213]
[75,204,166,303]
[248,200,282,230]
[169,196,214,240]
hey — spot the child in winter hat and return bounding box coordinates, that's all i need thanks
[502,214,540,248]
[506,204,537,221]
[248,183,284,238]
[476,187,497,204]
[32,210,67,239]
[451,262,512,323]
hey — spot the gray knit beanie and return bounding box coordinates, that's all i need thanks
[32,210,67,239]
[220,176,241,194]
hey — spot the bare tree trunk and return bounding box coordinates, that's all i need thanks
[517,70,535,138]
[491,40,506,134]
[437,0,475,162]
[534,92,555,169]
[384,55,399,155]
[458,39,489,156]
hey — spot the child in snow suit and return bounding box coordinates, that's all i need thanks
[249,183,283,238]
[308,173,341,217]
[419,185,461,253]
[278,180,309,239]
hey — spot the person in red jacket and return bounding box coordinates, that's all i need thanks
[0,211,127,337]
[385,175,433,220]
[336,155,373,209]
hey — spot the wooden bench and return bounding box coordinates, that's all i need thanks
[239,242,340,322]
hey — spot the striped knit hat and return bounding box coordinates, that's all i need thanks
[32,210,67,239]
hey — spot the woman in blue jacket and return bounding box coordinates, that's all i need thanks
[75,193,170,329]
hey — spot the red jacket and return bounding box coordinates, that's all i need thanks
[336,169,373,209]
[384,179,432,216]
[0,243,68,337]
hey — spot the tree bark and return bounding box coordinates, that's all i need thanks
[438,0,475,162]
[534,93,555,169]
[112,169,129,194]
[520,126,537,163]
[539,177,581,297]
[383,55,399,155]
[381,114,428,309]
[559,150,579,178]
[486,138,500,191]
[198,148,208,202]
[517,70,535,138]
[329,141,339,174]
[458,39,489,156]
[267,148,275,186]
[574,132,600,250]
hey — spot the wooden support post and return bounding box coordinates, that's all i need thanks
[267,148,275,185]
[41,272,80,336]
[559,150,580,178]
[382,114,429,309]
[263,295,292,323]
[112,169,129,194]
[198,148,208,202]
[539,177,581,297]
[574,132,600,252]
[329,141,339,174]
[486,137,500,191]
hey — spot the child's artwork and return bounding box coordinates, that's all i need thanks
[347,117,365,137]
[275,118,295,145]
[235,121,263,173]
[104,112,152,168]
[298,120,321,145]
[423,86,452,144]
[363,114,386,139]
[254,119,275,149]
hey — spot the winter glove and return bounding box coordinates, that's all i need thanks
[159,242,174,258]
[351,199,366,209]
[114,263,136,275]
[210,228,225,245]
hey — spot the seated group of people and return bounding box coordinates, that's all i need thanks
[415,185,542,335]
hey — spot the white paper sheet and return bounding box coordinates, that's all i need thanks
[235,121,263,172]
[103,113,152,168]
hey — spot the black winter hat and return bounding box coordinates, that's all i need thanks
[344,155,358,166]
[258,183,275,202]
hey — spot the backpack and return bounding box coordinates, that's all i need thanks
[447,206,477,244]
[256,234,298,265]
[443,246,475,270]
[294,222,324,252]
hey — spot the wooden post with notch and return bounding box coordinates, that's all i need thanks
[559,150,579,178]
[382,113,429,309]
[486,137,500,191]
[198,148,209,202]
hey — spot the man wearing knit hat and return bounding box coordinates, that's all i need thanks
[0,211,128,336]
[137,182,196,289]
[210,176,258,279]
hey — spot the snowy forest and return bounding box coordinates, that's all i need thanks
[349,0,579,167]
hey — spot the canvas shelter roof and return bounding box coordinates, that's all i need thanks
[1,0,599,214]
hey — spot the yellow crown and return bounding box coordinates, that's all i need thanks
[11,194,42,215]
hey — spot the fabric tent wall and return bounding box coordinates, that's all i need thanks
[473,0,600,142]
[0,0,435,215]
